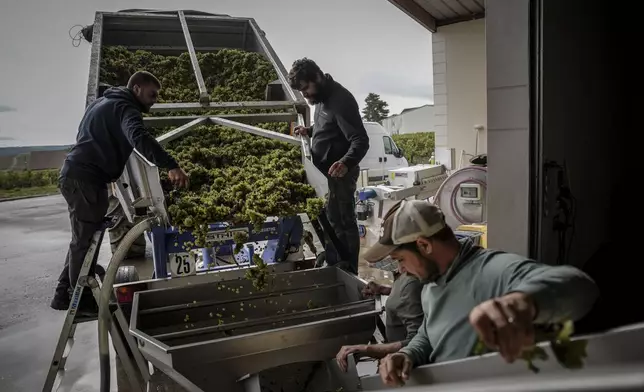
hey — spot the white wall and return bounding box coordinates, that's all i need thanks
[381,105,435,135]
[485,0,531,256]
[433,19,487,159]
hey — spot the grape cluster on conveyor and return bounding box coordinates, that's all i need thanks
[101,46,325,247]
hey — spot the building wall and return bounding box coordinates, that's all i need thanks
[485,0,531,256]
[433,19,487,161]
[381,105,435,135]
[485,0,621,265]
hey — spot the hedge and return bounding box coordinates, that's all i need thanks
[391,132,435,165]
[0,169,60,190]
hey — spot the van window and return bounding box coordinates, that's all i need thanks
[383,136,394,154]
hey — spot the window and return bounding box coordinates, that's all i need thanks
[383,136,394,154]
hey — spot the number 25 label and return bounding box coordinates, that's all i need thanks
[169,252,196,278]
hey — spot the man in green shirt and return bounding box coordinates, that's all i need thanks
[362,199,599,387]
[335,267,424,372]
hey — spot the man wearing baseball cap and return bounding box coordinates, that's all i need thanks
[364,199,599,388]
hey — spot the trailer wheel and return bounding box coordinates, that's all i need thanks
[107,195,146,259]
[112,266,140,364]
[115,266,140,285]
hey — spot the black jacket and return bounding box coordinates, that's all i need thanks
[311,75,369,174]
[61,87,178,187]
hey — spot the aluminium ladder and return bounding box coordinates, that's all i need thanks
[43,218,150,392]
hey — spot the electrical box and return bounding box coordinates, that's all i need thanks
[389,165,446,188]
[459,183,481,201]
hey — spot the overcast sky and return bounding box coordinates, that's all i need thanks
[0,0,432,147]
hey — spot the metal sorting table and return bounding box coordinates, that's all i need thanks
[130,267,381,392]
[359,321,644,392]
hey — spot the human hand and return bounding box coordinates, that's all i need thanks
[379,352,413,387]
[294,125,310,136]
[469,292,537,363]
[168,168,189,188]
[362,281,384,297]
[336,344,367,372]
[328,161,348,177]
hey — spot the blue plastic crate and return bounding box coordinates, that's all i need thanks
[149,216,304,278]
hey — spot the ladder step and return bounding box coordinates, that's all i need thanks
[72,315,98,324]
[43,227,124,392]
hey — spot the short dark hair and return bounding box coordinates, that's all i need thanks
[429,225,457,243]
[396,226,458,253]
[127,71,161,89]
[288,58,322,89]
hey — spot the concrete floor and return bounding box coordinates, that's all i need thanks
[0,195,150,392]
[0,194,392,392]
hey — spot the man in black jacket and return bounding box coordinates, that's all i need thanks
[50,71,189,313]
[288,58,369,274]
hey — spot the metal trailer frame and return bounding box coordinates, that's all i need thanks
[83,10,334,279]
[84,9,325,218]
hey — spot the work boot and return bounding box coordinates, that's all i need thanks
[50,287,71,311]
[49,264,103,313]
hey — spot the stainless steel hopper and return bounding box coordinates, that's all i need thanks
[130,267,381,391]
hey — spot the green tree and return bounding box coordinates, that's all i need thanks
[392,132,435,164]
[361,93,390,123]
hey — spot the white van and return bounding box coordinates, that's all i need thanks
[361,122,409,182]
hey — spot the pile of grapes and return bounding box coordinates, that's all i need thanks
[101,46,325,247]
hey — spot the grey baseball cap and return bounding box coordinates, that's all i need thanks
[363,199,446,263]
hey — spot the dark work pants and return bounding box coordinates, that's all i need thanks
[56,177,109,292]
[325,166,360,274]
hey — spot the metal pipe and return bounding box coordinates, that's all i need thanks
[150,100,295,112]
[85,12,103,107]
[178,10,209,105]
[209,116,300,145]
[156,117,209,146]
[145,112,297,128]
[98,217,156,392]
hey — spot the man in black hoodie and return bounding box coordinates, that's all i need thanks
[51,71,189,313]
[288,58,369,274]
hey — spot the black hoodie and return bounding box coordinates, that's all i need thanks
[310,74,369,174]
[61,87,178,187]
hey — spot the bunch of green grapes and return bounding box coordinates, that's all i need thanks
[472,320,588,373]
[245,254,270,291]
[102,47,325,248]
[159,124,323,247]
[101,46,277,103]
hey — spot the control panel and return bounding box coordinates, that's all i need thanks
[459,183,481,201]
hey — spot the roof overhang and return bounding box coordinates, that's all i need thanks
[387,0,485,33]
